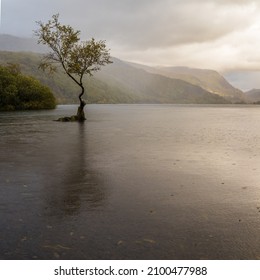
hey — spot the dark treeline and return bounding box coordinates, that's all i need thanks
[0,64,56,111]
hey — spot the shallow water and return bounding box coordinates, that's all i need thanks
[1,104,260,259]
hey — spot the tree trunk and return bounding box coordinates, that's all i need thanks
[77,85,86,122]
[77,99,86,122]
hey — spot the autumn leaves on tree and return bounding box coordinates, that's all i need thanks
[35,14,112,121]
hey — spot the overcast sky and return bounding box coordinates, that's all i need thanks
[1,0,260,76]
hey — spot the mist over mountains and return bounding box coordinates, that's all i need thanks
[244,89,260,104]
[0,34,252,104]
[0,34,47,53]
[127,62,245,103]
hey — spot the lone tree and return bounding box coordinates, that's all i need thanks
[35,14,112,121]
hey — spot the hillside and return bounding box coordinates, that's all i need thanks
[0,51,137,104]
[0,34,47,53]
[96,58,228,104]
[128,63,246,103]
[0,51,229,104]
[244,89,260,103]
[0,34,247,103]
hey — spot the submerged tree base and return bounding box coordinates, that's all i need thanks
[76,101,86,122]
[56,104,86,122]
[55,115,84,122]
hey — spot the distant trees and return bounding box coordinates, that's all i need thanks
[0,64,56,111]
[35,14,112,121]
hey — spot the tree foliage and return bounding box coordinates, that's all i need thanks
[0,64,56,111]
[34,14,112,121]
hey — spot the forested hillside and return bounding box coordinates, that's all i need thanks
[0,51,230,104]
[0,64,56,110]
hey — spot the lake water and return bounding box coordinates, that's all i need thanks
[1,104,260,260]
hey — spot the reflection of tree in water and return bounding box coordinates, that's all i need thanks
[44,123,106,217]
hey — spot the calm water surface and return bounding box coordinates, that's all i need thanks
[1,104,260,259]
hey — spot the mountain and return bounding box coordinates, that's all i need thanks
[0,34,46,53]
[0,34,244,104]
[0,51,136,104]
[96,58,229,104]
[244,89,260,103]
[128,62,246,103]
[0,34,250,103]
[0,51,229,104]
